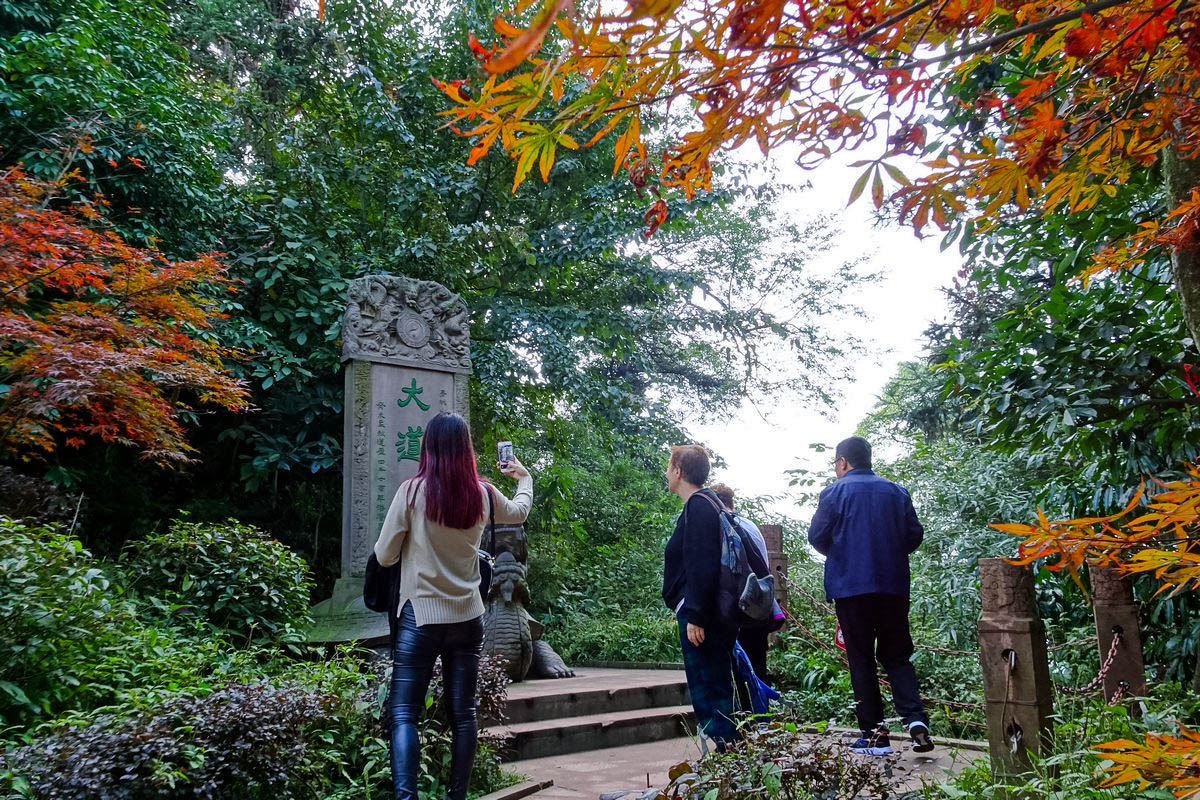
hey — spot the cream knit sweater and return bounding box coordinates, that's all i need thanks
[374,475,533,625]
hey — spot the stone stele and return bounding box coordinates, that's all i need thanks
[307,274,471,645]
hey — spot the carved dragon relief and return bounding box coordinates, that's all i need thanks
[342,275,472,374]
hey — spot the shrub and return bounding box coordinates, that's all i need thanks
[126,518,312,634]
[536,536,681,665]
[0,468,82,527]
[541,609,680,664]
[0,516,119,723]
[655,720,895,799]
[2,684,335,800]
[771,645,854,727]
[73,620,302,713]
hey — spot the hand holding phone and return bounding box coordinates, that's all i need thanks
[497,441,514,469]
[496,441,529,478]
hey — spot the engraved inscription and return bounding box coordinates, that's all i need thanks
[374,400,389,544]
[454,372,470,423]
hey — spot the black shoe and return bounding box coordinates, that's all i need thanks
[908,722,934,753]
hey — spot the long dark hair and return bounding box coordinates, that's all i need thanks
[406,412,484,529]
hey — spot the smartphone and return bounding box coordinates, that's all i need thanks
[497,441,514,470]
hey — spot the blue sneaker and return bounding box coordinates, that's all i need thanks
[850,728,893,756]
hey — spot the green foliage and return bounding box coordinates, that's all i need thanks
[0,518,316,729]
[541,611,680,664]
[0,0,865,577]
[0,517,118,723]
[772,648,853,725]
[920,61,1200,513]
[930,261,1200,514]
[0,651,513,800]
[0,0,230,253]
[0,518,513,798]
[125,518,312,635]
[860,362,1200,683]
[925,688,1199,799]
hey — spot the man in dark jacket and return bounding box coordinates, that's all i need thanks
[808,436,934,756]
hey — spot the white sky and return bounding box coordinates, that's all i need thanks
[694,147,962,522]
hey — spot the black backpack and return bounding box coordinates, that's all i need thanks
[691,489,775,628]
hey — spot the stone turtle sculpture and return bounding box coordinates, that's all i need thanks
[481,551,574,682]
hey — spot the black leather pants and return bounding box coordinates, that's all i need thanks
[389,602,484,800]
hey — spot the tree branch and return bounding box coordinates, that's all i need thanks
[891,0,1141,70]
[1082,395,1199,426]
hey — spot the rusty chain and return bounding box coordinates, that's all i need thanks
[1048,635,1099,652]
[945,714,988,731]
[776,594,985,716]
[916,644,983,657]
[781,576,837,618]
[779,573,1102,657]
[776,574,1131,722]
[775,596,847,664]
[1054,631,1122,695]
[923,695,984,711]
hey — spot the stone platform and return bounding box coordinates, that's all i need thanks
[483,668,989,799]
[507,733,987,799]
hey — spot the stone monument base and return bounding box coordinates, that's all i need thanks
[307,577,391,646]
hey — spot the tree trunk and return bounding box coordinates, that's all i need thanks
[1193,643,1200,695]
[1164,143,1200,346]
[1166,142,1200,695]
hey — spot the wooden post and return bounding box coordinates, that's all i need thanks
[978,559,1055,785]
[759,524,787,643]
[1090,564,1147,702]
[759,523,787,606]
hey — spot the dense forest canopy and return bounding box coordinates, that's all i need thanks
[0,0,867,587]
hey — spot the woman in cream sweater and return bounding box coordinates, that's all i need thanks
[374,412,532,800]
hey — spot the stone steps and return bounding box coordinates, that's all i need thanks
[502,681,691,725]
[490,704,696,761]
[483,668,695,763]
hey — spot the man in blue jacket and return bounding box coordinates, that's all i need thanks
[808,436,934,756]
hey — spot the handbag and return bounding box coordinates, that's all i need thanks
[363,552,399,613]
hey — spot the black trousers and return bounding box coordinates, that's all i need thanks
[834,592,928,734]
[389,602,484,800]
